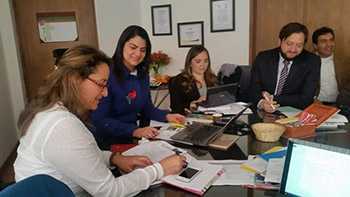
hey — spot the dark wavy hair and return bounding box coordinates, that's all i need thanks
[180,45,217,93]
[18,45,111,135]
[279,22,308,44]
[112,25,151,82]
[312,26,335,45]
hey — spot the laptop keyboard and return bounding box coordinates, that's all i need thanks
[171,122,222,145]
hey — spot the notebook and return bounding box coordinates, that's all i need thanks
[199,83,238,108]
[279,138,350,197]
[123,141,223,196]
[170,105,250,146]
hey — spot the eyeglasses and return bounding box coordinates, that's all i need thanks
[87,77,107,90]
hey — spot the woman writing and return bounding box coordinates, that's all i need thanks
[91,25,185,149]
[14,45,186,196]
[169,45,217,115]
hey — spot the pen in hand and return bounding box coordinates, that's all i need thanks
[262,91,277,111]
[173,149,188,168]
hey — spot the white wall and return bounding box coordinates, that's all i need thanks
[141,0,250,75]
[95,0,141,56]
[95,0,250,75]
[0,0,26,166]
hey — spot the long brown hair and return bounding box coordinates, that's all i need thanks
[181,45,217,92]
[18,45,111,136]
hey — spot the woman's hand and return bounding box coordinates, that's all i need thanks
[111,154,153,173]
[159,154,187,176]
[133,127,159,138]
[189,96,207,111]
[166,114,186,124]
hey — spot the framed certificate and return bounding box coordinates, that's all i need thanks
[210,0,235,32]
[151,4,172,36]
[177,21,204,48]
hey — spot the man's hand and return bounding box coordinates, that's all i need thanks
[261,91,279,113]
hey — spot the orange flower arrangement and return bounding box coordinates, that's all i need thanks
[150,51,170,74]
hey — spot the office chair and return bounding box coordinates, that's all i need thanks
[236,65,252,102]
[217,63,242,85]
[217,64,251,102]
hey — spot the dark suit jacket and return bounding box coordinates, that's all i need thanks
[169,74,200,115]
[249,47,321,109]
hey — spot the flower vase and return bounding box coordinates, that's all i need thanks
[152,64,160,75]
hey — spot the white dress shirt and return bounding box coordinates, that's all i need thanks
[318,55,338,102]
[14,104,164,197]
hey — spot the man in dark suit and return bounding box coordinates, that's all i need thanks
[249,22,321,112]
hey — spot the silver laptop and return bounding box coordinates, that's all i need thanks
[170,105,250,146]
[199,83,238,108]
[279,138,350,197]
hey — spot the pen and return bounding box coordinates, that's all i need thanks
[262,92,275,110]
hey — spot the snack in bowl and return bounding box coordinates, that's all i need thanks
[251,123,286,142]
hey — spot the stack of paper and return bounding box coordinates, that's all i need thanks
[240,146,287,187]
[204,160,255,186]
[264,158,285,183]
[319,113,348,129]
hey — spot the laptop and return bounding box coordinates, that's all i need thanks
[170,105,250,146]
[199,83,238,108]
[279,138,350,197]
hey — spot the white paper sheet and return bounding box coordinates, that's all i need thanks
[123,141,186,163]
[204,160,255,185]
[241,156,268,174]
[264,157,285,183]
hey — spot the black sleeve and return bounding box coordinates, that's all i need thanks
[248,53,264,106]
[169,77,188,115]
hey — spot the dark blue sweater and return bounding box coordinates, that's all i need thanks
[91,66,168,148]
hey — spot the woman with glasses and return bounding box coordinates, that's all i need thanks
[14,45,186,196]
[91,25,185,149]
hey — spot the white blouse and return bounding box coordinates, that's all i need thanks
[14,104,163,197]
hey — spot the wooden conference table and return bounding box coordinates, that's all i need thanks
[136,110,350,197]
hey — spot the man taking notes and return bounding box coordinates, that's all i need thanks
[249,22,321,113]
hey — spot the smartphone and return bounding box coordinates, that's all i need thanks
[176,167,201,182]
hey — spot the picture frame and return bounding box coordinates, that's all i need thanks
[177,21,204,48]
[210,0,235,32]
[151,4,172,36]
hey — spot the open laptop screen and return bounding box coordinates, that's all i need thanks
[280,139,350,197]
[199,83,238,108]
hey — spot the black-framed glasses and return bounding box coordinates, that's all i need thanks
[87,77,107,90]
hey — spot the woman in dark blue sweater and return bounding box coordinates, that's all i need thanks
[91,25,185,149]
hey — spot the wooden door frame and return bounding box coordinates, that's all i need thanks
[249,0,257,65]
[12,0,99,100]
